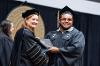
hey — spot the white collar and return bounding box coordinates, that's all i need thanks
[57,27,74,32]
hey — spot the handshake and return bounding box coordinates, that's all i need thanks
[40,39,59,53]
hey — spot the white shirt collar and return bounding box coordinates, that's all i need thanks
[57,27,74,32]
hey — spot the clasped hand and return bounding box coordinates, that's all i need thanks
[48,47,59,53]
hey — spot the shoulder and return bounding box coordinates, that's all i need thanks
[0,32,6,39]
[72,27,83,34]
[0,32,10,40]
[45,31,57,38]
[15,28,34,38]
[46,31,57,35]
[71,27,84,38]
[23,28,33,36]
[0,32,13,44]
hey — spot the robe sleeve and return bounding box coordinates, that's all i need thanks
[22,30,48,66]
[59,32,85,64]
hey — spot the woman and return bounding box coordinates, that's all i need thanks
[10,8,49,66]
[0,20,14,66]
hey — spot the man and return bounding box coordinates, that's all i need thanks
[45,6,85,66]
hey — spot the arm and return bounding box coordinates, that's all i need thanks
[22,30,48,65]
[59,32,85,64]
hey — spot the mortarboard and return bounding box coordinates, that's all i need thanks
[22,8,40,18]
[59,5,74,16]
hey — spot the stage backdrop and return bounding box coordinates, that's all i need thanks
[0,0,100,66]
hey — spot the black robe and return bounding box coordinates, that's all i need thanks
[0,32,13,66]
[11,28,48,66]
[45,27,85,66]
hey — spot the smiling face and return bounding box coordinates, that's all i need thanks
[25,14,39,29]
[59,12,73,31]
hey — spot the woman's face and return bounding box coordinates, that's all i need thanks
[25,14,39,29]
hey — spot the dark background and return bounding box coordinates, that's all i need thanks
[88,0,100,3]
[0,0,100,66]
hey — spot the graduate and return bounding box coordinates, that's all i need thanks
[45,6,85,66]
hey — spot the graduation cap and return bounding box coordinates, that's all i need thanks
[59,5,74,17]
[22,8,40,18]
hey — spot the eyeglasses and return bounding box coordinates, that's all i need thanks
[60,18,73,21]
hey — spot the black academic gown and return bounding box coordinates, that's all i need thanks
[11,28,48,66]
[45,27,85,66]
[0,32,13,66]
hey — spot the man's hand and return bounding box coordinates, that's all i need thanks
[48,47,59,53]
